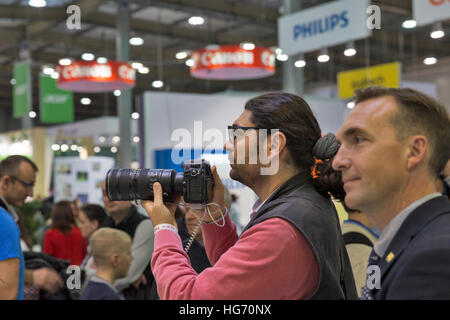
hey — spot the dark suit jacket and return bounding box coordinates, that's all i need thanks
[374,196,450,299]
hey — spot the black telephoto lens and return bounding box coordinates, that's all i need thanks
[106,168,184,202]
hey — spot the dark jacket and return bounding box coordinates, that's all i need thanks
[24,251,76,300]
[242,172,357,300]
[371,196,450,299]
[100,206,154,300]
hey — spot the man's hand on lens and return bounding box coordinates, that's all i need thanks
[142,182,179,227]
[32,268,63,294]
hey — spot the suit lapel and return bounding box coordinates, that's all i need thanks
[378,196,450,280]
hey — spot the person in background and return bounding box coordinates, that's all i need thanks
[341,208,379,296]
[80,228,133,300]
[437,159,449,199]
[229,193,243,235]
[0,155,63,294]
[332,86,450,299]
[43,200,87,266]
[101,182,155,299]
[78,203,108,286]
[0,205,25,299]
[70,198,81,225]
[177,203,212,274]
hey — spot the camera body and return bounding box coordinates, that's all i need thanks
[105,159,214,204]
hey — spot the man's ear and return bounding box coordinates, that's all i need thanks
[110,253,119,267]
[269,131,286,154]
[406,135,428,171]
[0,175,11,191]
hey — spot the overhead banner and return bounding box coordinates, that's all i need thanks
[13,61,32,118]
[40,74,74,123]
[278,0,370,56]
[413,0,450,26]
[337,62,401,99]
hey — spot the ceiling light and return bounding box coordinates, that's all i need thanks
[131,112,140,120]
[70,144,78,151]
[423,57,437,65]
[188,16,205,26]
[430,22,445,39]
[97,57,108,64]
[344,48,357,57]
[241,42,255,50]
[276,54,288,62]
[274,48,283,55]
[131,62,143,69]
[176,51,189,60]
[112,136,120,143]
[129,37,144,46]
[133,136,140,143]
[402,20,416,29]
[346,101,356,109]
[28,111,37,118]
[152,80,164,88]
[50,72,59,80]
[294,59,306,68]
[317,49,330,63]
[51,144,60,151]
[29,0,46,7]
[185,59,194,67]
[10,79,16,85]
[114,90,121,96]
[81,53,95,61]
[59,58,72,66]
[93,146,101,153]
[98,136,106,143]
[110,146,118,153]
[80,97,91,105]
[42,66,55,75]
[138,67,150,74]
[344,42,357,57]
[60,144,69,152]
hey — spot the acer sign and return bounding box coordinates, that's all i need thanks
[190,45,275,80]
[413,0,450,26]
[56,60,135,92]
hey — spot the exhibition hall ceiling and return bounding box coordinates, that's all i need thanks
[0,0,448,125]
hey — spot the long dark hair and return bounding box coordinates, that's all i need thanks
[51,200,76,234]
[244,92,343,198]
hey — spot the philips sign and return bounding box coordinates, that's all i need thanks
[279,0,370,56]
[293,10,349,40]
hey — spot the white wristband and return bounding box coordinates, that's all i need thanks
[154,223,178,235]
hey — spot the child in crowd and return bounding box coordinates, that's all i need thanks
[80,228,133,300]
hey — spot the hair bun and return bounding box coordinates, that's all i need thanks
[312,133,340,160]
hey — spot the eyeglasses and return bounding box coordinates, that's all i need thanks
[10,176,35,189]
[227,125,276,142]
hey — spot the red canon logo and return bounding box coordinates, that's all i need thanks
[429,0,449,6]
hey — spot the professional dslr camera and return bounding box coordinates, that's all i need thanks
[105,159,214,204]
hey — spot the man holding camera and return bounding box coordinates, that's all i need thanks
[142,92,356,300]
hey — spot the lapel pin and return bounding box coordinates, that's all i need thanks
[386,252,395,263]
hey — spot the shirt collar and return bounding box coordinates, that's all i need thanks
[90,275,120,294]
[251,187,280,219]
[373,192,441,257]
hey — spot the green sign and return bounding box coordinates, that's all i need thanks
[13,61,31,118]
[39,74,74,123]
